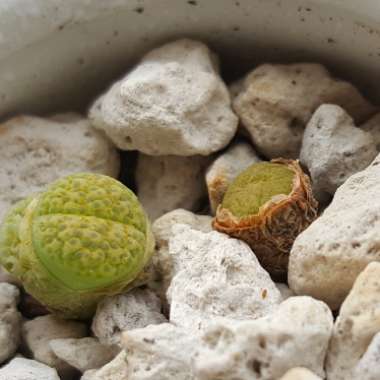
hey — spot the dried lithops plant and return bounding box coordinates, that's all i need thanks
[213,159,318,279]
[0,173,154,319]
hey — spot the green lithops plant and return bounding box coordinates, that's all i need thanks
[213,159,318,280]
[0,173,154,319]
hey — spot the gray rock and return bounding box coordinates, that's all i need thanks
[92,288,167,346]
[0,357,60,380]
[50,337,120,373]
[0,283,22,364]
[233,63,375,158]
[300,104,377,195]
[136,154,210,220]
[289,153,380,309]
[120,323,198,380]
[89,39,238,156]
[22,315,87,378]
[167,224,281,332]
[194,297,333,380]
[0,114,119,221]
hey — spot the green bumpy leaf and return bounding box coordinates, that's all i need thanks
[222,162,295,218]
[0,173,154,319]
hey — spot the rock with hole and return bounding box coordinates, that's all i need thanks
[289,153,380,309]
[194,296,333,380]
[150,209,212,302]
[0,114,119,221]
[167,224,281,332]
[233,63,375,158]
[92,288,167,346]
[89,39,238,156]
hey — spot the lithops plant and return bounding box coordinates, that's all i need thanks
[213,159,318,279]
[0,173,154,319]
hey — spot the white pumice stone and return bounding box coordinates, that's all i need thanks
[121,323,199,380]
[288,153,380,309]
[22,315,87,378]
[136,153,210,220]
[0,357,60,380]
[89,39,238,156]
[83,351,128,380]
[0,114,119,221]
[0,283,22,364]
[150,209,212,301]
[326,262,380,380]
[194,296,333,380]
[300,104,377,195]
[205,142,261,213]
[49,337,120,373]
[233,63,375,158]
[167,224,282,332]
[352,332,380,380]
[92,288,167,346]
[279,367,322,380]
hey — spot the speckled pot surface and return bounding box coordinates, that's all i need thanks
[1,0,380,119]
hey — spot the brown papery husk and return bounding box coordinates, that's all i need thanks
[213,158,318,281]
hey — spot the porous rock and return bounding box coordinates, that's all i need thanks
[121,323,198,379]
[89,39,238,156]
[288,154,380,309]
[300,104,377,195]
[84,351,128,380]
[279,367,322,380]
[205,142,260,213]
[0,283,22,364]
[0,357,60,380]
[194,296,333,380]
[326,262,380,380]
[136,153,210,220]
[50,337,120,373]
[233,63,375,158]
[92,288,167,346]
[0,114,119,221]
[352,332,380,380]
[167,224,282,331]
[22,315,87,377]
[151,209,212,300]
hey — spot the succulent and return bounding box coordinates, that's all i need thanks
[0,173,154,319]
[213,159,318,279]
